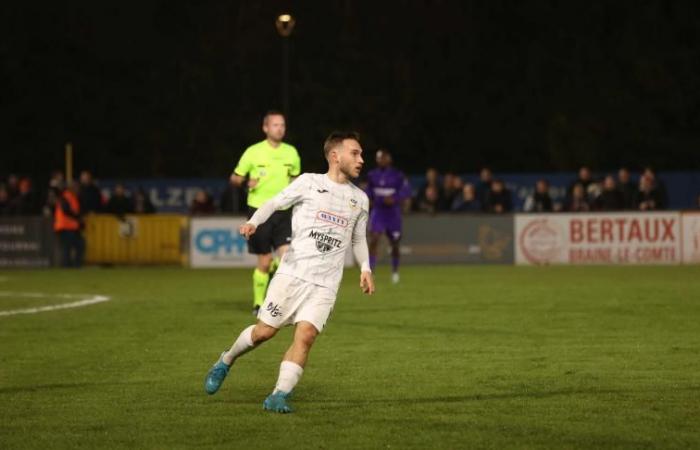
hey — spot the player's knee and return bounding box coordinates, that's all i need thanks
[252,323,277,343]
[295,323,318,348]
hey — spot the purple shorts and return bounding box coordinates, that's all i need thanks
[369,210,402,241]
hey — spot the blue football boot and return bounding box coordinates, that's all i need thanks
[204,352,230,395]
[263,391,293,413]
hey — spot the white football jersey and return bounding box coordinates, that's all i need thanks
[249,173,370,292]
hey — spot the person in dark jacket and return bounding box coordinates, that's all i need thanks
[523,179,553,212]
[617,167,637,210]
[483,179,512,213]
[78,170,104,213]
[451,183,481,212]
[105,183,133,218]
[635,174,665,211]
[595,175,624,211]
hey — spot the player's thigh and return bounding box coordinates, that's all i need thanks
[271,209,293,250]
[258,274,304,328]
[294,286,337,333]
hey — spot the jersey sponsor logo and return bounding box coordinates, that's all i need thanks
[309,230,342,253]
[316,210,349,228]
[374,187,396,196]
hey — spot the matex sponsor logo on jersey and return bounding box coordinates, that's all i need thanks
[316,211,349,228]
[309,230,342,253]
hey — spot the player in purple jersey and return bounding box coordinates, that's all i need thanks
[365,148,412,283]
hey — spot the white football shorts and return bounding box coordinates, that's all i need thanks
[258,273,337,332]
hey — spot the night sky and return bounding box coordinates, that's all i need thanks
[3,1,700,179]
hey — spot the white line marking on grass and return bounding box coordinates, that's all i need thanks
[0,292,111,317]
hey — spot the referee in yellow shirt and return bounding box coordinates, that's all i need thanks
[231,110,301,315]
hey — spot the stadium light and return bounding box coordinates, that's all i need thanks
[275,14,295,37]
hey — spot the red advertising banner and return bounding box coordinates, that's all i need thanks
[515,212,682,265]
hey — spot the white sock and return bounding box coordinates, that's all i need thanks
[273,361,304,394]
[223,325,255,365]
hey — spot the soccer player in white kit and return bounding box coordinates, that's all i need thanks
[204,131,375,413]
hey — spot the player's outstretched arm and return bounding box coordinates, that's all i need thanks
[352,199,374,295]
[245,174,309,231]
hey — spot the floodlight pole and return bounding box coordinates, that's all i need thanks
[275,14,295,119]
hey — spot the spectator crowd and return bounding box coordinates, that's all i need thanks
[1,165,699,222]
[409,165,684,214]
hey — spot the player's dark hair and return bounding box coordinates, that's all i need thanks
[323,130,361,157]
[263,110,285,123]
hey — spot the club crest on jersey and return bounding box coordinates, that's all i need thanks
[316,211,349,228]
[309,230,342,253]
[349,198,358,209]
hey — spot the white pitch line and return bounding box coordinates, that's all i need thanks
[0,294,111,317]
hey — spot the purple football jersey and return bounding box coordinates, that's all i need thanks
[365,167,411,235]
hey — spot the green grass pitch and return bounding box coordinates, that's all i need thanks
[1,265,699,449]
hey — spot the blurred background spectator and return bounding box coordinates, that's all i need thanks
[641,167,668,209]
[476,167,493,207]
[105,183,133,217]
[617,167,636,210]
[414,168,443,212]
[523,179,553,212]
[441,172,460,211]
[594,175,624,211]
[451,183,480,212]
[565,183,591,212]
[636,174,665,211]
[0,184,11,215]
[78,170,104,214]
[9,177,40,215]
[483,179,512,213]
[54,181,85,268]
[133,188,156,214]
[415,184,440,213]
[190,190,216,215]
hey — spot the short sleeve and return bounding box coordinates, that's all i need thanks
[289,147,301,177]
[233,148,253,176]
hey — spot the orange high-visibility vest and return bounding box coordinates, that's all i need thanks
[54,190,81,231]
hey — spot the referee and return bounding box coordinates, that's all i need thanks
[231,110,301,315]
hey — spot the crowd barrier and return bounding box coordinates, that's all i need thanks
[2,212,699,268]
[84,214,188,265]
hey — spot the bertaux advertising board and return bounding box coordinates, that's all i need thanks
[682,211,700,264]
[515,212,682,265]
[190,217,354,268]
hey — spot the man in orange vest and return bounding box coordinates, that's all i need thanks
[54,181,85,267]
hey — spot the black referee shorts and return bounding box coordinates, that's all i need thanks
[246,207,292,254]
